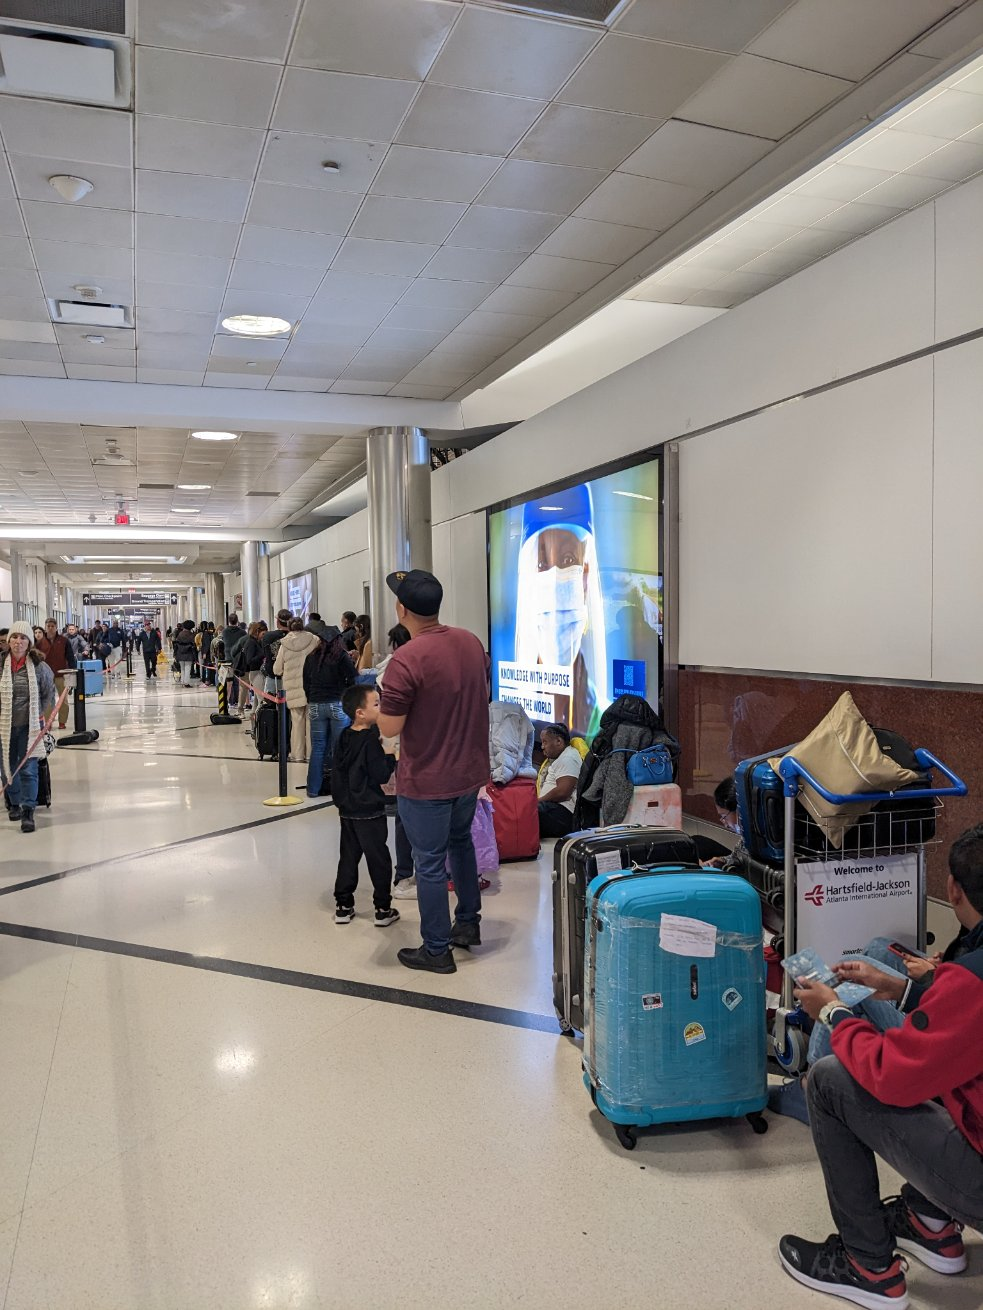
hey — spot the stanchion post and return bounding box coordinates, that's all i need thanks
[56,668,99,747]
[126,645,134,678]
[209,660,241,726]
[73,669,87,733]
[264,691,301,807]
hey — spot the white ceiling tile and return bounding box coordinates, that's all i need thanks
[258,133,386,193]
[268,375,336,391]
[22,201,133,250]
[0,196,23,238]
[809,200,901,234]
[229,261,326,298]
[136,369,207,385]
[388,383,453,399]
[707,269,780,295]
[0,296,49,323]
[203,371,271,388]
[0,97,132,167]
[40,271,133,303]
[477,160,605,215]
[291,0,458,80]
[136,213,240,259]
[620,119,772,190]
[351,195,467,244]
[513,103,662,170]
[748,0,958,81]
[220,289,312,322]
[205,357,278,376]
[843,129,951,174]
[381,302,470,332]
[478,283,574,317]
[138,0,301,60]
[332,237,440,277]
[560,34,728,119]
[904,138,983,182]
[364,326,447,352]
[330,380,395,394]
[397,85,545,157]
[273,67,419,141]
[860,171,954,207]
[398,360,477,387]
[678,54,852,140]
[8,155,133,209]
[246,182,364,236]
[136,48,282,128]
[575,172,703,229]
[708,218,800,252]
[209,335,289,361]
[890,89,983,141]
[0,341,62,363]
[294,318,375,346]
[137,249,232,287]
[536,215,654,263]
[446,206,563,252]
[138,307,217,336]
[32,240,133,281]
[455,308,545,337]
[236,225,343,267]
[684,289,748,307]
[753,192,840,225]
[615,0,794,52]
[428,8,599,99]
[395,279,491,311]
[420,245,525,283]
[764,228,849,260]
[136,171,252,224]
[370,146,500,203]
[505,252,613,293]
[0,360,64,377]
[136,117,265,180]
[55,323,133,349]
[279,346,360,372]
[794,163,894,202]
[65,364,137,382]
[61,341,135,364]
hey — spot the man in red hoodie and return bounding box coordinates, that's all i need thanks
[780,823,983,1309]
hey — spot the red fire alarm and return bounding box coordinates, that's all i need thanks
[114,511,130,525]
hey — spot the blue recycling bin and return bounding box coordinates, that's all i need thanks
[79,658,104,697]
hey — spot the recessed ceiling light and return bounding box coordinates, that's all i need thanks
[322,161,340,174]
[171,507,200,514]
[221,314,292,337]
[177,483,212,490]
[192,430,238,442]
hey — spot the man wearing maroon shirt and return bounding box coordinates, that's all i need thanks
[377,569,490,975]
[779,823,983,1309]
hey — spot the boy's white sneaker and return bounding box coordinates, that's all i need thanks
[393,878,417,900]
[374,908,401,927]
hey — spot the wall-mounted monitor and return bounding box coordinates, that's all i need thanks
[286,571,317,624]
[489,455,662,738]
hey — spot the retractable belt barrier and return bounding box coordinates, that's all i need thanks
[1,685,70,793]
[202,662,301,808]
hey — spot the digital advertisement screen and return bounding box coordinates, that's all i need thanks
[286,571,316,624]
[489,457,662,739]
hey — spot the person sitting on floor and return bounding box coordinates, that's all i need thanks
[537,723,583,839]
[778,821,983,1309]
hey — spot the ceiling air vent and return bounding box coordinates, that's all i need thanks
[0,1,126,36]
[477,0,628,22]
[50,298,131,327]
[138,483,175,491]
[246,491,279,498]
[0,17,131,107]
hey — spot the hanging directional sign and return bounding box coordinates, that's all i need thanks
[83,592,179,605]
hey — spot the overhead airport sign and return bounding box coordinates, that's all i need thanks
[83,592,179,605]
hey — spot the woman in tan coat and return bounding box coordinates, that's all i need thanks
[272,619,319,763]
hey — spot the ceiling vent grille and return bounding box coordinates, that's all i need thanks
[0,1,125,34]
[0,15,130,106]
[477,0,627,23]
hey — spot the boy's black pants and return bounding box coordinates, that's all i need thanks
[334,814,393,910]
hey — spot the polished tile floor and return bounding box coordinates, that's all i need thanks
[0,676,977,1309]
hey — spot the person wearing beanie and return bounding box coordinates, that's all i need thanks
[0,621,56,833]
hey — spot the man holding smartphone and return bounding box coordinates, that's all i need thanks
[778,822,983,1309]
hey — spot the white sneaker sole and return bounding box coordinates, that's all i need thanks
[393,887,417,900]
[374,915,400,927]
[334,915,354,925]
[896,1236,967,1275]
[779,1251,909,1310]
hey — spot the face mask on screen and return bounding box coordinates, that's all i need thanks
[534,565,587,667]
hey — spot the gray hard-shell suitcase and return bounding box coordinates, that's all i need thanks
[551,825,700,1034]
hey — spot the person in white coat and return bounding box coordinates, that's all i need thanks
[273,619,320,763]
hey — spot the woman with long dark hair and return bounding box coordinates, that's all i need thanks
[303,621,357,797]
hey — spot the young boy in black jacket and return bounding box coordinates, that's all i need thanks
[332,684,399,927]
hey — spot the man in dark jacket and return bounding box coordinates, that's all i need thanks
[137,621,162,678]
[779,823,983,1307]
[38,618,76,728]
[303,622,356,798]
[331,683,398,928]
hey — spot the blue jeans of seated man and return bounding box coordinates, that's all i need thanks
[4,723,39,809]
[808,937,909,1065]
[398,792,480,955]
[306,700,348,796]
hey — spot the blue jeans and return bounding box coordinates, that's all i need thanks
[4,724,38,809]
[398,792,480,954]
[307,700,348,795]
[808,938,908,1064]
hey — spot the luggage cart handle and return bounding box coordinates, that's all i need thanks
[777,749,968,803]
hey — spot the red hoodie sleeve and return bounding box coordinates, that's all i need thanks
[831,963,983,1107]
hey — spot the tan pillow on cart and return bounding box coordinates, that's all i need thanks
[769,691,920,849]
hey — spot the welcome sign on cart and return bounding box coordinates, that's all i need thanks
[795,852,921,963]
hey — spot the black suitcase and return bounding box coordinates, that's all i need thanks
[36,757,51,808]
[255,703,290,760]
[552,825,700,1035]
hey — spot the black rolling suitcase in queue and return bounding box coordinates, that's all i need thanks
[255,702,290,760]
[36,757,51,808]
[552,826,700,1035]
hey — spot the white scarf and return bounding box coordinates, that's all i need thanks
[0,653,42,771]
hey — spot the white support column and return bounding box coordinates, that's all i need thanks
[240,542,260,625]
[366,426,432,652]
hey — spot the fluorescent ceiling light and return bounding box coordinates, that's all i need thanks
[61,555,189,564]
[171,508,200,514]
[220,314,292,337]
[177,483,211,490]
[192,430,238,442]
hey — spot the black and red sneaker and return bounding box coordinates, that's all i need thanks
[883,1194,967,1275]
[779,1233,909,1309]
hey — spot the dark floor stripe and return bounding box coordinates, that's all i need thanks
[72,745,268,763]
[0,799,335,898]
[0,921,558,1034]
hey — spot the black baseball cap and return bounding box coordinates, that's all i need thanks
[386,569,443,617]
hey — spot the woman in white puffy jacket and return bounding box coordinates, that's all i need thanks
[272,619,320,763]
